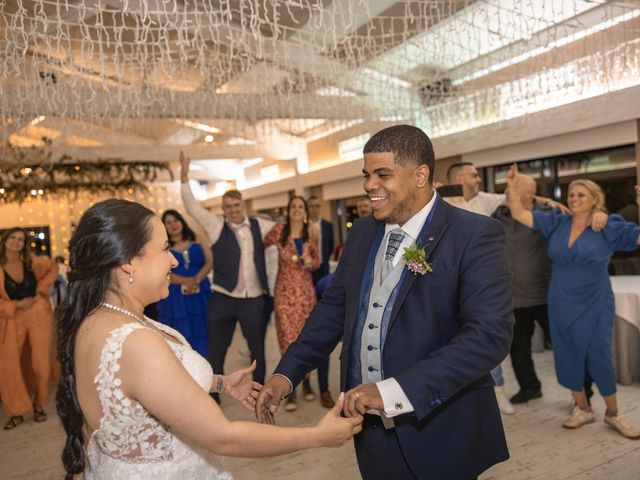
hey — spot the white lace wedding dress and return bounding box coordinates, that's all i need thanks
[84,320,232,479]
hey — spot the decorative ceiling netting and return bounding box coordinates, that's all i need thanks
[1,0,639,142]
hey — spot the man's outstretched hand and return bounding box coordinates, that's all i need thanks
[255,375,291,425]
[342,383,384,418]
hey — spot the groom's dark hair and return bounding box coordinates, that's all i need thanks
[363,124,435,182]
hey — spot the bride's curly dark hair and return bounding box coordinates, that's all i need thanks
[56,199,155,479]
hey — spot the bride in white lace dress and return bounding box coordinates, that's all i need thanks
[55,200,362,480]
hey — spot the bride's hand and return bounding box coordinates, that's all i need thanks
[221,361,262,411]
[314,393,363,448]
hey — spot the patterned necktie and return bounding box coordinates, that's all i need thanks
[381,228,405,283]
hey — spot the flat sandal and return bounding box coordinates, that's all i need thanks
[33,407,47,423]
[3,416,24,430]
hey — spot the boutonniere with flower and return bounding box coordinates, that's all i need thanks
[402,243,432,276]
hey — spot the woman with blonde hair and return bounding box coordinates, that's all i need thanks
[0,227,58,429]
[506,166,640,438]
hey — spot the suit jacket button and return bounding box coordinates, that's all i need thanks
[395,402,403,410]
[373,302,381,308]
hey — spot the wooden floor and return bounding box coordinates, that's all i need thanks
[2,322,639,479]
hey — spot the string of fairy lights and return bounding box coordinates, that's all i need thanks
[1,1,638,139]
[0,181,184,259]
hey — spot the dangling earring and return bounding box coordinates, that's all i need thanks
[128,271,134,284]
[303,215,308,224]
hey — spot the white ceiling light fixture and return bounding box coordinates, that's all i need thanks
[177,120,220,134]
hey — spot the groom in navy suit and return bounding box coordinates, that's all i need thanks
[256,125,514,479]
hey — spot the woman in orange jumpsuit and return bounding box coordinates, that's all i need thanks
[0,227,57,429]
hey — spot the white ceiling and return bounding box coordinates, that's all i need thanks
[1,0,638,182]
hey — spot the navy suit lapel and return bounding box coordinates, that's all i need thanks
[388,196,451,331]
[345,220,385,339]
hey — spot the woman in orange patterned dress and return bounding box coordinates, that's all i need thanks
[264,196,320,411]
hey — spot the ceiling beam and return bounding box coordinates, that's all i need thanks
[448,1,635,85]
[432,84,640,158]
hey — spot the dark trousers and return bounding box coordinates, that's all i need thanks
[510,304,550,393]
[317,357,330,392]
[208,293,268,383]
[354,416,417,480]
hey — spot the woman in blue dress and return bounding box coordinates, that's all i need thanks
[157,210,212,358]
[507,165,640,439]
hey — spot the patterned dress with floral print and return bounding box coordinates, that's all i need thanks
[264,223,320,354]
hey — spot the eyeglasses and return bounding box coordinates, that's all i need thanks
[459,172,481,179]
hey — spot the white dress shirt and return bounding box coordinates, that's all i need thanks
[445,191,505,217]
[375,191,437,418]
[180,183,274,298]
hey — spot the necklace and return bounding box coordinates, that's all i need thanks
[99,302,148,327]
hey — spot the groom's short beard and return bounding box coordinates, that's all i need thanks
[383,193,415,225]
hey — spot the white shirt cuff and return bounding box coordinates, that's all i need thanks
[376,377,414,418]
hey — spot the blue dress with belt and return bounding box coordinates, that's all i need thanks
[157,243,211,358]
[533,211,640,395]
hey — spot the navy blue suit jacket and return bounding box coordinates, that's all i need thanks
[275,197,514,478]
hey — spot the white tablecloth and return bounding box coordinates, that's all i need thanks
[610,276,640,329]
[610,276,640,385]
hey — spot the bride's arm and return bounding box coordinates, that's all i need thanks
[119,330,361,457]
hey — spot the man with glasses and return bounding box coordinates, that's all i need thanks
[445,163,505,215]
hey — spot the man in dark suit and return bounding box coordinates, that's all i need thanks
[307,195,335,284]
[256,125,513,479]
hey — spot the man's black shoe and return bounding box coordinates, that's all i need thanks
[510,389,542,404]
